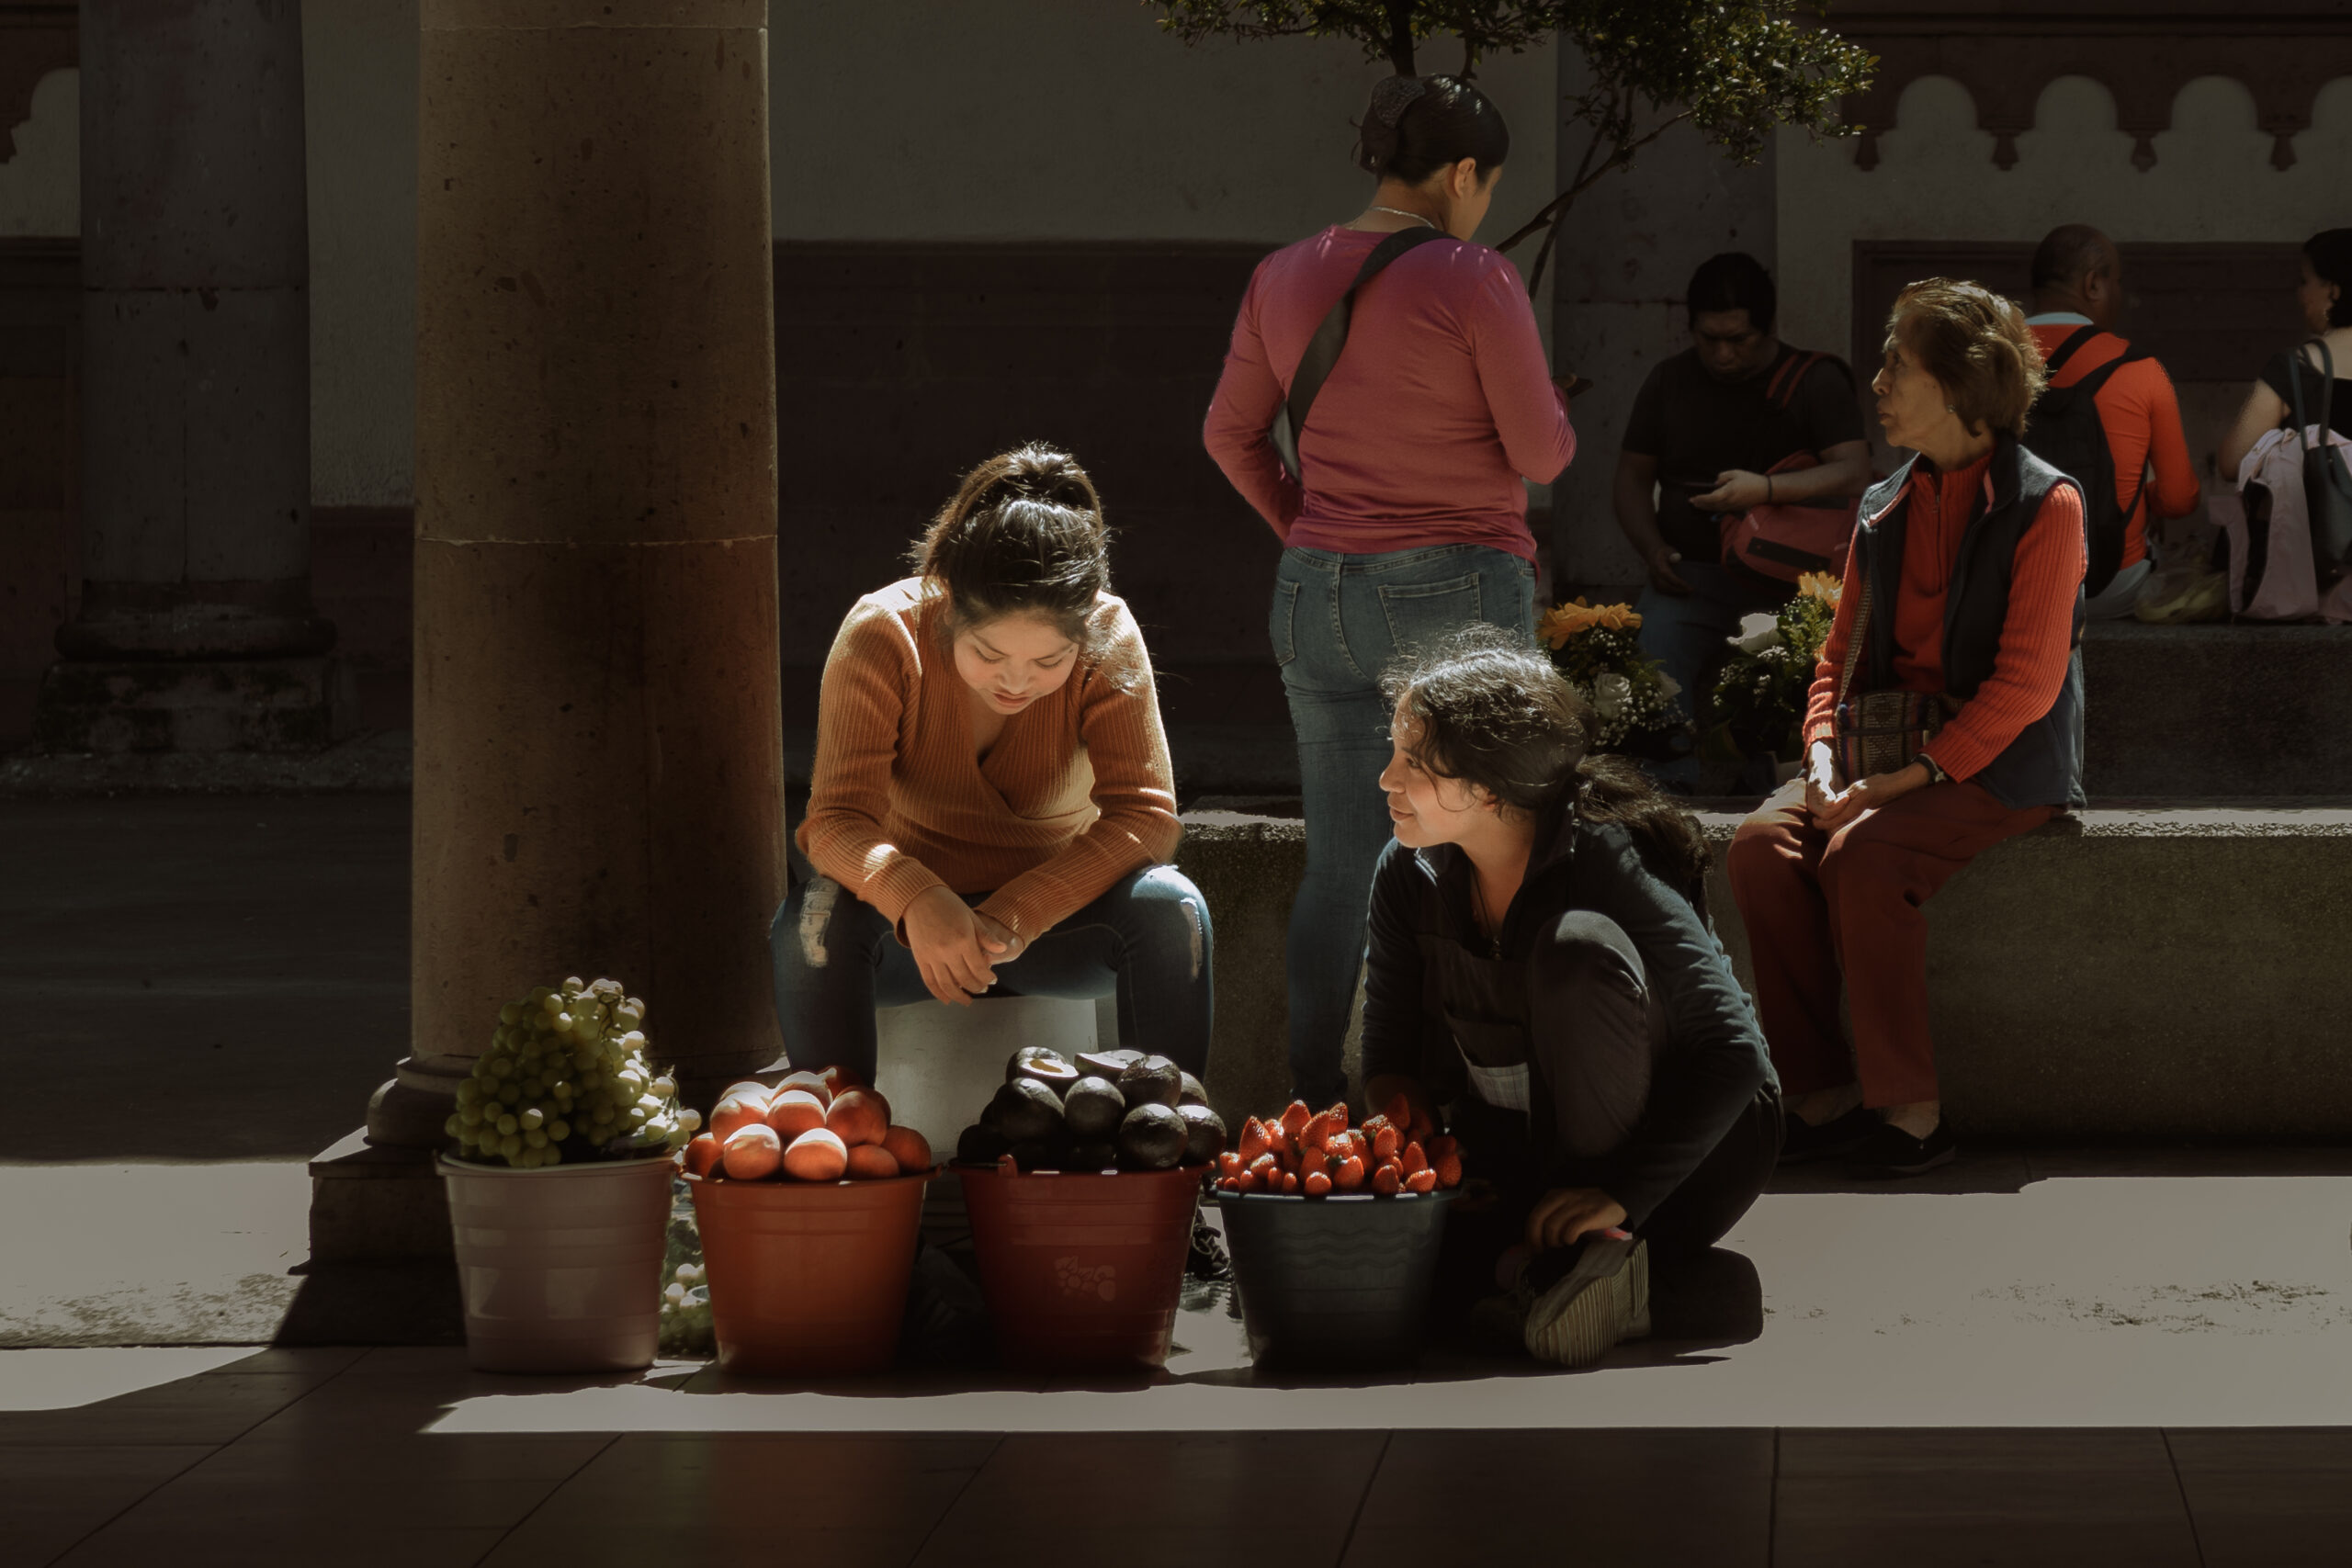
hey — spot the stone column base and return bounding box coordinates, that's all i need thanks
[308,1128,453,1263]
[34,656,359,754]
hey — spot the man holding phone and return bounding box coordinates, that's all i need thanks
[1612,253,1871,788]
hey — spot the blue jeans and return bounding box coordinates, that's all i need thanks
[1634,561,1791,788]
[1272,543,1536,1107]
[768,865,1214,1089]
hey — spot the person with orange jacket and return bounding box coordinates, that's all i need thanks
[2021,226,2199,619]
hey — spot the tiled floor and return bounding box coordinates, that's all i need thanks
[7,1347,2352,1565]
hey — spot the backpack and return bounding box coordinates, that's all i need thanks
[2223,423,2352,622]
[2020,326,2146,598]
[1715,351,1860,582]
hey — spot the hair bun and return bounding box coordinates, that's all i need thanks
[995,449,1092,511]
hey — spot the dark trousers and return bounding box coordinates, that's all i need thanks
[1446,911,1780,1283]
[767,864,1214,1089]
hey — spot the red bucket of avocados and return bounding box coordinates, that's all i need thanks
[954,1045,1227,1371]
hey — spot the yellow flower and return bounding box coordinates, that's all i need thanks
[1796,570,1843,605]
[1539,598,1643,648]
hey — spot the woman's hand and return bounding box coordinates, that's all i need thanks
[1363,1073,1435,1139]
[1526,1188,1629,1251]
[903,886,1012,1006]
[1691,468,1770,513]
[1811,760,1933,832]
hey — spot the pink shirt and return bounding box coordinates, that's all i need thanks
[1203,225,1576,560]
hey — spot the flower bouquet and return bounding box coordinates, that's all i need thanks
[1536,598,1681,753]
[1703,570,1842,773]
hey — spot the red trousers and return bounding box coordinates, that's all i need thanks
[1725,779,2053,1107]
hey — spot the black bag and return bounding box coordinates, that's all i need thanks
[2020,325,2147,597]
[1268,227,1448,479]
[2286,336,2352,581]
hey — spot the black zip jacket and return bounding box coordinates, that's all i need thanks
[1360,799,1775,1225]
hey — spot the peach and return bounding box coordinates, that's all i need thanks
[709,1091,771,1141]
[682,1133,723,1179]
[775,1070,832,1110]
[783,1126,849,1181]
[844,1144,900,1180]
[718,1079,773,1103]
[719,1124,783,1180]
[764,1089,827,1140]
[879,1124,933,1172]
[824,1089,889,1148]
[815,1065,864,1098]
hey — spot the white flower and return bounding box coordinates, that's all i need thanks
[1592,672,1633,718]
[1726,613,1780,656]
[1656,672,1682,701]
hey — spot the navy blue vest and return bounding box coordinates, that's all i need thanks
[1851,434,2087,810]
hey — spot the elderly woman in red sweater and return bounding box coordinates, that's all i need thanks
[1726,279,2086,1179]
[1203,74,1577,1111]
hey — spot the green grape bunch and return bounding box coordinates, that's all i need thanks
[445,976,704,1168]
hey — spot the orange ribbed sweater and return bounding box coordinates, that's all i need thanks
[796,579,1182,941]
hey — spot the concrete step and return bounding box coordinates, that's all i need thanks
[1175,801,2352,1141]
[2084,622,2352,795]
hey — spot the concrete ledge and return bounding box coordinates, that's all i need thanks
[1179,803,2352,1141]
[308,1128,452,1262]
[2082,622,2352,796]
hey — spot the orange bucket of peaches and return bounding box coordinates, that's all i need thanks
[678,1068,936,1378]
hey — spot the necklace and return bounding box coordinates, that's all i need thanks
[1366,205,1438,231]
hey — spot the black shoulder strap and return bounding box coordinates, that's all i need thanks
[2043,325,2100,377]
[1764,349,1829,412]
[1284,228,1449,442]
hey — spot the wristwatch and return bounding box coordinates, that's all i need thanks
[1918,754,1949,785]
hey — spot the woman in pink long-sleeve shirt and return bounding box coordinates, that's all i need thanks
[1202,73,1577,1109]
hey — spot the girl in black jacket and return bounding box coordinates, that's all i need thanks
[1363,626,1780,1366]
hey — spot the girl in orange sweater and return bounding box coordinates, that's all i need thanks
[773,446,1211,1089]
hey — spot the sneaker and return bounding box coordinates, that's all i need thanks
[1184,1203,1231,1282]
[1845,1118,1957,1179]
[1778,1104,1876,1165]
[1521,1235,1650,1368]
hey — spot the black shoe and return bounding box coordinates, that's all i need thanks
[1184,1205,1232,1282]
[1778,1104,1876,1164]
[1845,1119,1958,1179]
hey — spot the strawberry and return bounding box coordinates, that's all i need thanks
[1361,1112,1392,1140]
[1301,1110,1340,1153]
[1281,1170,1301,1194]
[1231,1168,1258,1194]
[1383,1091,1415,1129]
[1427,1134,1458,1159]
[1215,1174,1238,1192]
[1238,1117,1271,1163]
[1405,1168,1437,1194]
[1303,1170,1332,1198]
[1249,1151,1281,1182]
[1344,1129,1372,1163]
[1372,1162,1403,1195]
[1265,1121,1293,1161]
[1279,1100,1313,1139]
[1401,1140,1429,1176]
[1335,1154,1368,1191]
[1434,1152,1464,1189]
[1324,1101,1351,1131]
[1371,1123,1401,1161]
[1301,1145,1329,1179]
[1217,1151,1244,1179]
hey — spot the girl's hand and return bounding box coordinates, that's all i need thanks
[903,886,1009,1006]
[1526,1188,1629,1251]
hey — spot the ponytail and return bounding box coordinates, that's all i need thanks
[914,444,1111,648]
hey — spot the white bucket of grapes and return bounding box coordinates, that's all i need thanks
[437,1150,674,1373]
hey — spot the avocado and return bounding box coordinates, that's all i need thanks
[1067,1140,1120,1171]
[1007,1139,1054,1173]
[1076,1048,1142,1079]
[1178,1071,1210,1108]
[956,1122,1010,1165]
[1061,1076,1126,1141]
[1115,1055,1183,1111]
[1006,1045,1073,1083]
[989,1077,1065,1144]
[1177,1102,1227,1165]
[1116,1101,1187,1169]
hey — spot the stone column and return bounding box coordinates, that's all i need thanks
[366,0,786,1147]
[38,0,347,753]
